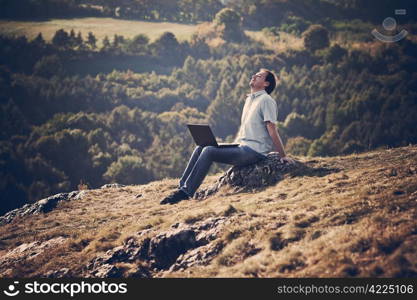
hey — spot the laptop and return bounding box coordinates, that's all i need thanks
[187,124,239,148]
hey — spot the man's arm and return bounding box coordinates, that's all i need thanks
[265,121,286,157]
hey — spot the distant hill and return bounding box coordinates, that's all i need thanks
[0,18,198,44]
[0,144,416,278]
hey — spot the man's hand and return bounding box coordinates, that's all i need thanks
[269,152,296,164]
[280,156,296,165]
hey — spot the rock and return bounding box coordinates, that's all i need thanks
[45,268,70,278]
[168,241,224,272]
[36,194,68,213]
[92,264,123,278]
[127,265,152,278]
[139,217,229,270]
[100,183,126,189]
[70,190,88,200]
[0,191,86,225]
[85,217,231,277]
[145,229,199,269]
[0,237,67,271]
[194,153,300,200]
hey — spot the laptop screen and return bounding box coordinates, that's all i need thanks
[187,124,218,147]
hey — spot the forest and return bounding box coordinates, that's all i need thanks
[1,0,417,215]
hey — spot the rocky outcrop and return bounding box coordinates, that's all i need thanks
[45,268,70,278]
[168,240,224,272]
[0,190,87,225]
[0,237,68,277]
[194,153,301,199]
[100,183,126,189]
[86,216,232,278]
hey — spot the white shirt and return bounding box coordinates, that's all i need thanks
[234,90,278,154]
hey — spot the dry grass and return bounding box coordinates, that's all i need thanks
[0,18,197,44]
[0,145,416,277]
[245,30,304,53]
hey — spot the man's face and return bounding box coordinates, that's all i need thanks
[249,70,269,90]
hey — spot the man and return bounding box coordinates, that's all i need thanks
[160,68,295,205]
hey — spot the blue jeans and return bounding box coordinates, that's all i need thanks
[179,145,267,197]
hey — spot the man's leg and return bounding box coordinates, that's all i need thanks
[160,145,204,205]
[178,146,203,188]
[180,145,265,197]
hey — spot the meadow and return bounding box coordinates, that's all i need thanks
[0,17,198,43]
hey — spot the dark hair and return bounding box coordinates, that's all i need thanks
[260,68,276,94]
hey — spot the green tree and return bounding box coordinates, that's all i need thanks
[151,32,182,63]
[207,78,242,138]
[189,34,210,59]
[32,32,45,47]
[280,16,312,36]
[103,155,152,185]
[33,55,65,78]
[286,136,312,156]
[52,29,70,48]
[127,33,149,54]
[74,31,83,48]
[112,34,125,48]
[214,8,245,42]
[283,112,317,139]
[302,24,330,53]
[69,29,76,47]
[101,35,111,51]
[86,32,97,49]
[324,44,348,63]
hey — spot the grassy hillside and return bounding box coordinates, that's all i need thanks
[0,144,416,278]
[0,18,198,43]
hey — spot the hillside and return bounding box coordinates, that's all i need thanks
[0,18,197,44]
[2,1,417,219]
[0,144,416,278]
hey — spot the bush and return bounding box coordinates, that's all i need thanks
[33,55,65,78]
[214,8,245,42]
[52,29,70,48]
[103,155,153,185]
[283,112,317,139]
[262,27,280,40]
[286,136,312,156]
[280,16,312,36]
[126,34,149,54]
[302,25,330,52]
[324,44,348,63]
[150,32,183,64]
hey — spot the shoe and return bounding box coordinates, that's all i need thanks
[160,189,190,205]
